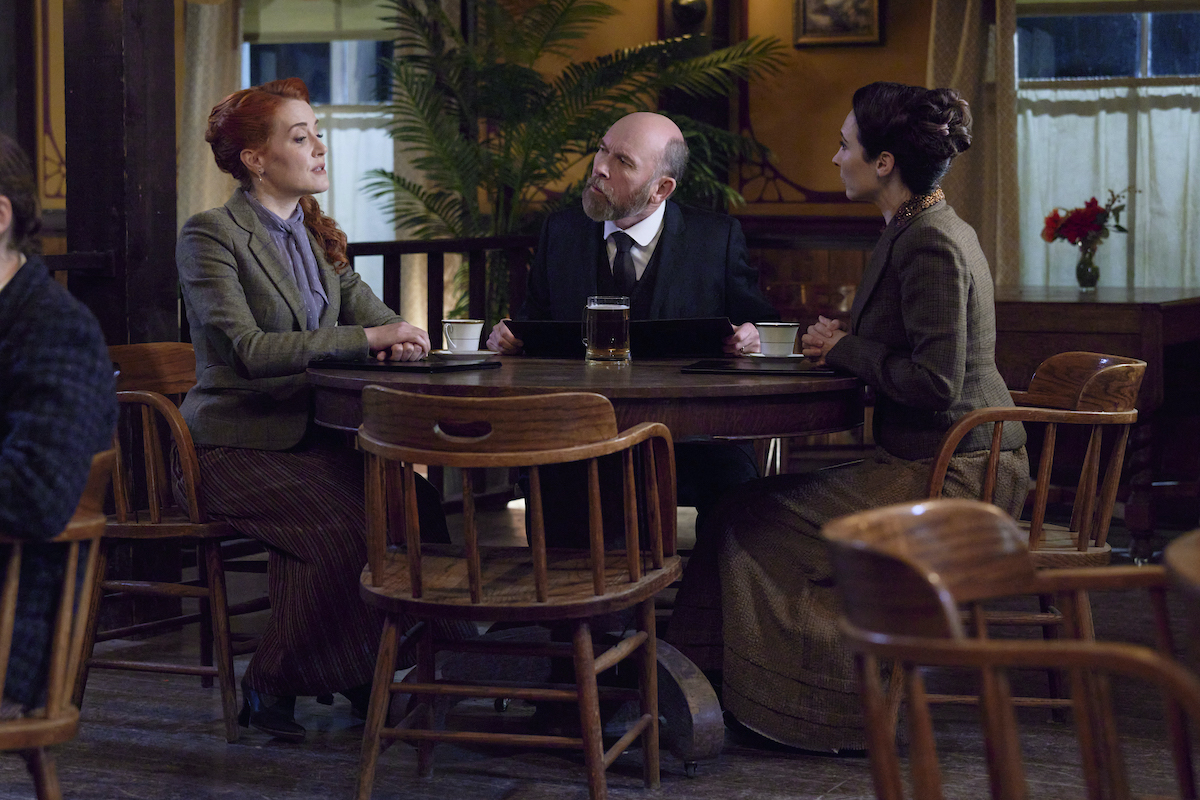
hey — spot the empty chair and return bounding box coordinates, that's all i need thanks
[825,498,1200,800]
[0,451,113,800]
[75,343,268,742]
[925,351,1147,709]
[354,387,682,800]
[929,350,1147,567]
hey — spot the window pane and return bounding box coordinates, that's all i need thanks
[1150,13,1200,77]
[249,43,332,103]
[1018,15,1139,79]
[246,41,393,104]
[329,41,393,104]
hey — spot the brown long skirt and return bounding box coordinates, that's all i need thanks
[669,446,1028,752]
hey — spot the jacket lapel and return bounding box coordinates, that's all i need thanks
[226,192,308,329]
[647,201,683,319]
[311,229,341,326]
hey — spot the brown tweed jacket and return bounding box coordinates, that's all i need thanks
[177,190,401,450]
[825,199,1025,460]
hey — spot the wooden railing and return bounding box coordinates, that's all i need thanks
[346,235,537,349]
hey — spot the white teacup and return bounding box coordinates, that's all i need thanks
[442,319,484,351]
[755,322,800,357]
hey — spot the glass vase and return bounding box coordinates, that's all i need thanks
[1075,245,1099,290]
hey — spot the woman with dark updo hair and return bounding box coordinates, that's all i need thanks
[176,78,467,742]
[702,83,1029,752]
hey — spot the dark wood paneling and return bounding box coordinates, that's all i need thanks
[63,0,177,345]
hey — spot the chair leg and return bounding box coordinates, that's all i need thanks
[415,621,438,779]
[200,541,240,743]
[637,598,661,789]
[72,541,109,708]
[356,615,400,800]
[198,545,214,689]
[21,748,62,800]
[573,620,607,800]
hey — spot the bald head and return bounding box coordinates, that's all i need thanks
[583,112,689,228]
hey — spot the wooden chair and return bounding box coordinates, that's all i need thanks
[1,451,113,800]
[824,498,1200,800]
[75,343,268,743]
[925,351,1147,711]
[354,388,682,800]
[929,350,1147,567]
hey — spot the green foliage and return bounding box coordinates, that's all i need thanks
[366,0,786,315]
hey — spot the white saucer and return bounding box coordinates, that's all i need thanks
[430,349,497,361]
[746,352,803,358]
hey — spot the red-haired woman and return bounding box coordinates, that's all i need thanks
[176,78,465,742]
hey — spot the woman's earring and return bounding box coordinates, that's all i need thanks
[257,170,264,183]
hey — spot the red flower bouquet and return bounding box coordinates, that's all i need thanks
[1041,189,1129,288]
[1041,189,1128,249]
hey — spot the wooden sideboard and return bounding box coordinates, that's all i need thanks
[993,287,1200,560]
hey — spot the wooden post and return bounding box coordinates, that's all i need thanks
[63,0,178,345]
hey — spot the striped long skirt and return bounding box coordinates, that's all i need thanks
[191,432,462,697]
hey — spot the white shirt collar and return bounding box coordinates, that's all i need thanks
[603,201,667,246]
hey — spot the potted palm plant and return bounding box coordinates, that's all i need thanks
[367,0,786,318]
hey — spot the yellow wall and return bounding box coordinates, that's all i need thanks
[34,0,65,212]
[745,0,933,217]
[566,0,934,219]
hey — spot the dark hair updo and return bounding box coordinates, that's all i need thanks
[851,81,973,195]
[204,77,348,271]
[0,132,42,256]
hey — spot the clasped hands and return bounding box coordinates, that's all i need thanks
[800,315,846,363]
[365,321,430,362]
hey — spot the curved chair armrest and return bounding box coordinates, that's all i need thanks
[1030,564,1166,594]
[116,390,205,522]
[928,405,1138,498]
[842,621,1200,721]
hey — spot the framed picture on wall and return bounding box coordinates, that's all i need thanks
[795,0,881,47]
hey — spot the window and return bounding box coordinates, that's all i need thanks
[245,40,394,105]
[1016,7,1200,289]
[1018,12,1200,79]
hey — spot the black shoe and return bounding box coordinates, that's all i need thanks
[238,686,306,743]
[340,683,373,719]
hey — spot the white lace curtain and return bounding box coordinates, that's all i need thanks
[1017,84,1200,288]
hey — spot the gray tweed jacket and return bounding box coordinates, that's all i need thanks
[826,199,1025,460]
[177,190,401,450]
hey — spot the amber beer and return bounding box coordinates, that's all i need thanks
[584,296,630,363]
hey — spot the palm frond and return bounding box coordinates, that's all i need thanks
[656,36,788,97]
[363,170,473,239]
[512,0,620,62]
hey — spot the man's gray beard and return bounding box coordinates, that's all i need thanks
[582,175,654,223]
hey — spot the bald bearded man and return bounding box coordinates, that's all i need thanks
[489,111,776,353]
[487,112,780,545]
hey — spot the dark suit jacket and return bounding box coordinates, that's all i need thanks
[518,201,778,323]
[826,200,1025,460]
[177,191,402,450]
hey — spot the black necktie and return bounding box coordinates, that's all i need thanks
[611,232,636,297]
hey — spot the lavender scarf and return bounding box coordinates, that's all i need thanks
[244,190,329,330]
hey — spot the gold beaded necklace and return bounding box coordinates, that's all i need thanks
[893,186,944,226]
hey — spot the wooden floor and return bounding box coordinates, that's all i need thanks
[3,505,1196,800]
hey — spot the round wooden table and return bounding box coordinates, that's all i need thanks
[308,356,864,441]
[308,356,862,769]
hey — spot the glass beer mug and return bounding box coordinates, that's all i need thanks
[582,295,630,364]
